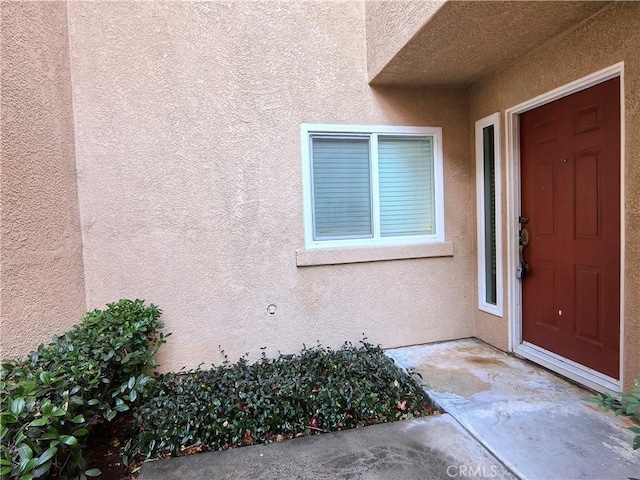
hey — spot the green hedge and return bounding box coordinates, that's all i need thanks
[126,340,431,462]
[0,299,167,480]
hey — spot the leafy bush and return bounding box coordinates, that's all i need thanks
[590,379,640,450]
[126,340,432,462]
[0,299,167,480]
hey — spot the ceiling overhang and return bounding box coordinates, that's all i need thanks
[369,1,612,88]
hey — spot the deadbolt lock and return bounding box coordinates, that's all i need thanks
[518,227,531,280]
[516,263,529,279]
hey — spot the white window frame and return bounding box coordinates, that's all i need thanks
[475,113,503,317]
[301,124,445,250]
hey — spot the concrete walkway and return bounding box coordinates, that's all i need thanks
[139,414,513,479]
[387,338,640,480]
[139,338,640,479]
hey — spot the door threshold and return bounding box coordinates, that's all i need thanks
[513,342,621,393]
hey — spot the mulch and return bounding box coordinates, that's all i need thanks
[82,414,142,480]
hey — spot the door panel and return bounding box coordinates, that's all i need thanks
[520,77,620,379]
[574,152,600,238]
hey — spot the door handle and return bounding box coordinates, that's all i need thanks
[517,228,530,279]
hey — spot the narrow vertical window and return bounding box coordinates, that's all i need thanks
[476,113,503,316]
[483,125,497,304]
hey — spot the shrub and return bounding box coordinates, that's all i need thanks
[126,340,431,462]
[0,299,168,480]
[590,379,640,450]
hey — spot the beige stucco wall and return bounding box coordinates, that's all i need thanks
[0,2,86,358]
[66,1,475,372]
[364,0,444,81]
[470,2,640,390]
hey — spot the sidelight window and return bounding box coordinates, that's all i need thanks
[476,113,503,316]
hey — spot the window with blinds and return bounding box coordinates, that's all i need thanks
[378,136,434,237]
[311,136,372,239]
[304,125,443,248]
[475,113,503,317]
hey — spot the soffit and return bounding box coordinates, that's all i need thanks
[369,1,612,87]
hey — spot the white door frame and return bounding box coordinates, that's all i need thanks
[505,62,625,393]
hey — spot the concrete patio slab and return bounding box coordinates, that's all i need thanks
[386,338,640,480]
[138,414,514,480]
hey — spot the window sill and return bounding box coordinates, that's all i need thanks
[478,304,504,318]
[296,241,454,267]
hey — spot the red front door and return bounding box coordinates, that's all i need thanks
[520,77,621,379]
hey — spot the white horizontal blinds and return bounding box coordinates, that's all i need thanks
[311,136,373,239]
[378,136,434,237]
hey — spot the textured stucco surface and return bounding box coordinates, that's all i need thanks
[66,1,475,372]
[370,1,610,87]
[0,2,86,358]
[469,2,640,390]
[365,0,444,82]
